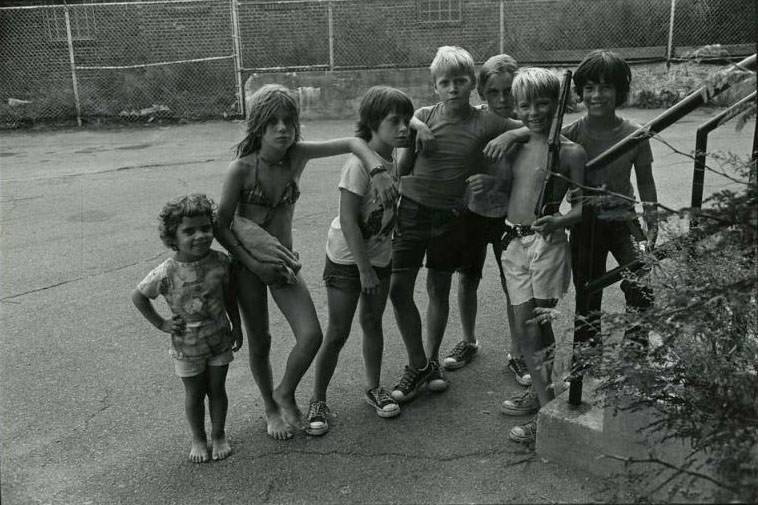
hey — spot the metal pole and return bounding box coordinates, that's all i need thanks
[666,0,677,71]
[691,90,756,225]
[229,0,245,117]
[327,1,334,71]
[63,4,82,127]
[499,0,504,55]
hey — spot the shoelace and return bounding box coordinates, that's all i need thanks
[511,358,529,376]
[514,389,536,404]
[450,341,470,358]
[396,366,421,390]
[371,387,393,407]
[308,401,328,420]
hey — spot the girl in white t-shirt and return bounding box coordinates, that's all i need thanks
[306,86,414,436]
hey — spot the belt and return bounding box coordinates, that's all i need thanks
[501,221,535,247]
[503,221,535,238]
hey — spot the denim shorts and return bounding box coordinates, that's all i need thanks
[457,211,506,279]
[323,255,392,293]
[173,349,234,378]
[391,196,468,273]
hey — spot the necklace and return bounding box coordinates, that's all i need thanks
[258,151,284,166]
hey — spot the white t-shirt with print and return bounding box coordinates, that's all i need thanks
[325,153,397,267]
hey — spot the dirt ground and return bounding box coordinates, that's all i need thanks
[0,109,754,504]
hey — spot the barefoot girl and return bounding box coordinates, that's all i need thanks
[214,84,396,440]
[132,194,243,462]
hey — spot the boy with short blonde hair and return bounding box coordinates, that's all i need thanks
[497,67,586,444]
[389,46,522,402]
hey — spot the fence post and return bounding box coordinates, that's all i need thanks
[499,0,505,55]
[327,1,334,70]
[63,4,82,126]
[229,0,245,117]
[666,0,677,70]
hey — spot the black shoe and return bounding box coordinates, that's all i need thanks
[305,399,329,436]
[390,362,432,403]
[427,359,449,392]
[365,386,401,418]
[507,354,532,387]
[442,340,480,370]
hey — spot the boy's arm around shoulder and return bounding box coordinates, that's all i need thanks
[483,118,528,160]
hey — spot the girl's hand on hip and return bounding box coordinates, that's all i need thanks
[161,314,186,335]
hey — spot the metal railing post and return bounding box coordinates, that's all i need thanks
[692,91,756,210]
[229,0,245,117]
[327,1,334,70]
[499,0,505,55]
[666,0,677,70]
[63,4,82,127]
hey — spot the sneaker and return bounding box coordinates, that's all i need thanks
[365,386,400,418]
[507,354,532,387]
[442,341,480,370]
[391,362,432,402]
[427,359,449,392]
[305,400,329,436]
[500,389,540,416]
[508,416,537,444]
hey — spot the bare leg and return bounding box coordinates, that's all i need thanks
[511,300,555,407]
[389,269,427,369]
[457,272,481,345]
[426,269,453,362]
[235,266,291,440]
[534,298,557,384]
[207,364,232,460]
[269,272,324,429]
[312,286,360,402]
[359,278,391,389]
[181,373,209,463]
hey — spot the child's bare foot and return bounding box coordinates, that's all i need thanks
[272,389,303,430]
[265,410,293,440]
[211,436,232,460]
[189,438,209,463]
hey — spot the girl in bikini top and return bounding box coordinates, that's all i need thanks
[239,155,301,209]
[238,154,301,234]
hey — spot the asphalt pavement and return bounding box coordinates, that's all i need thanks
[1,111,753,504]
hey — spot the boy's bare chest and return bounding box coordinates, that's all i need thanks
[511,146,547,184]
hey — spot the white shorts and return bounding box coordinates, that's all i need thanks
[503,230,571,306]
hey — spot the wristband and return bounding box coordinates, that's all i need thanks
[369,166,388,178]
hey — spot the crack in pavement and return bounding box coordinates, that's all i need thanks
[0,252,164,301]
[247,446,531,463]
[1,158,222,183]
[84,388,112,426]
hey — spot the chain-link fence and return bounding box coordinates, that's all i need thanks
[0,0,241,126]
[0,0,754,126]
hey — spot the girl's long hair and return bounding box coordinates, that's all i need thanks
[235,84,301,159]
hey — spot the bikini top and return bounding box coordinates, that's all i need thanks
[239,154,301,209]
